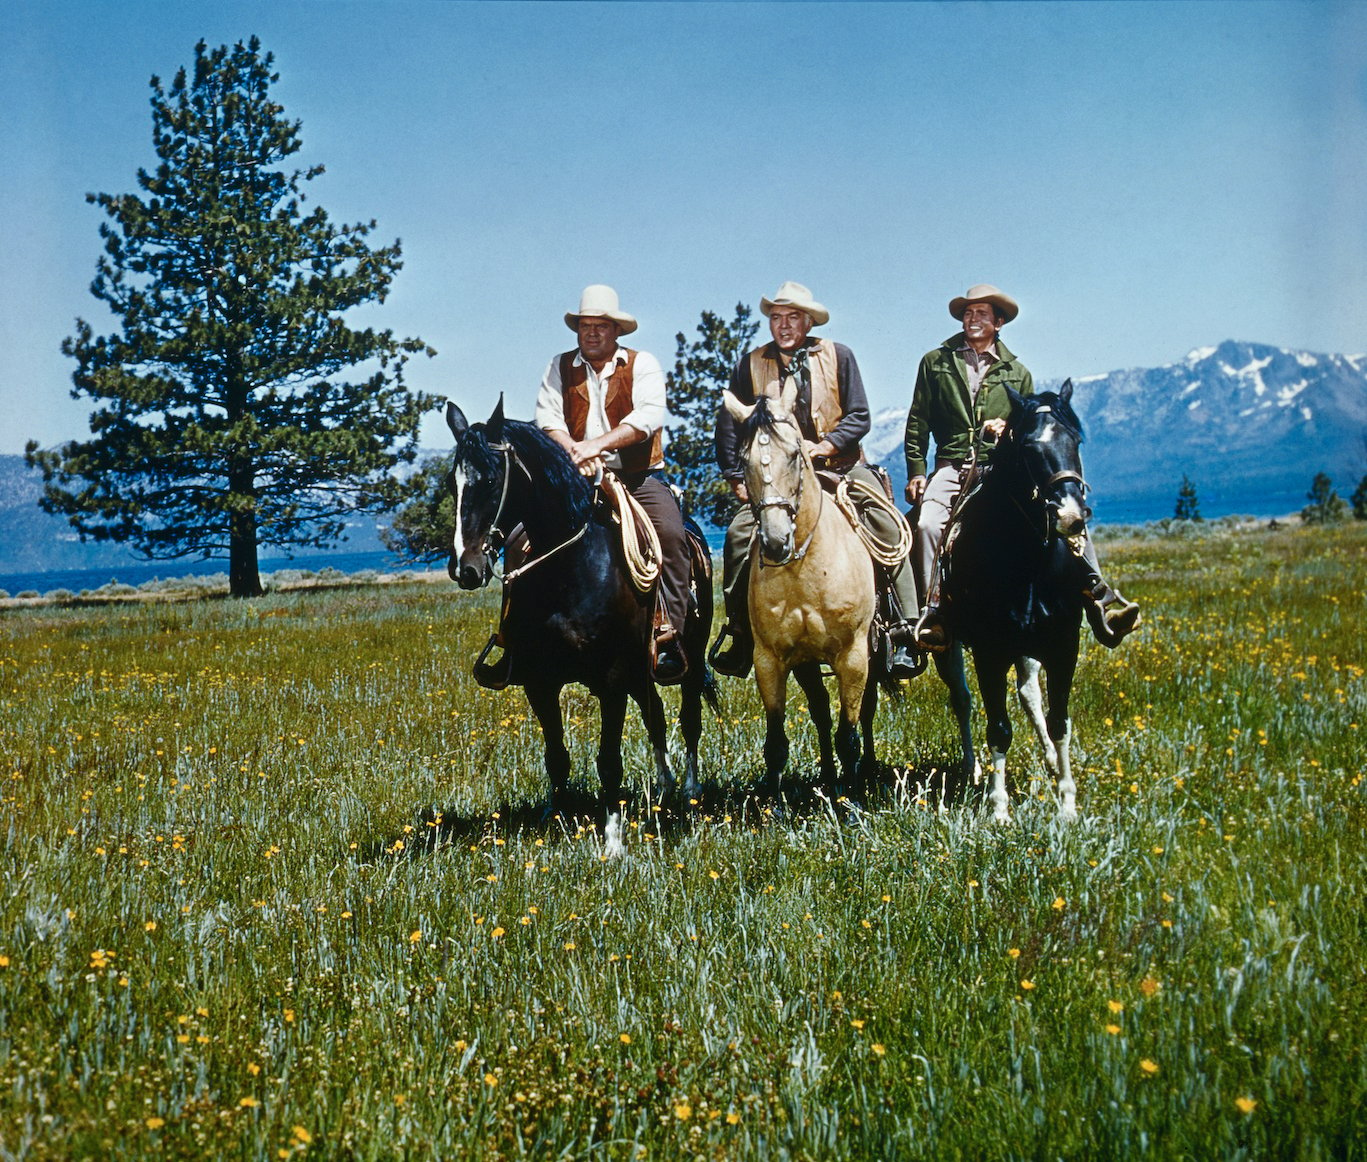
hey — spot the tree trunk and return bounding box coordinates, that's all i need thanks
[227,464,263,597]
[229,512,263,597]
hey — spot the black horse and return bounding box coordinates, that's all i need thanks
[445,399,714,819]
[942,380,1092,822]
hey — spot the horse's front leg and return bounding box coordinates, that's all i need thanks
[829,646,870,797]
[629,680,677,804]
[753,649,790,795]
[1014,657,1059,772]
[1041,645,1080,822]
[976,660,1014,823]
[935,644,979,786]
[793,661,835,784]
[524,682,572,820]
[596,688,629,811]
[858,667,878,784]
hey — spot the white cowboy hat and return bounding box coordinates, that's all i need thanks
[564,284,637,335]
[759,280,829,327]
[949,284,1019,324]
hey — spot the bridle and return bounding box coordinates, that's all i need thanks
[748,420,819,567]
[1001,406,1090,549]
[458,433,590,585]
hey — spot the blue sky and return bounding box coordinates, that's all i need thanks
[2,0,1363,455]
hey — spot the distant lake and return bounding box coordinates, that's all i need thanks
[0,550,435,598]
[0,483,1305,598]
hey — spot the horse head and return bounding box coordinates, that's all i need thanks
[1005,379,1091,540]
[445,397,510,589]
[724,379,809,564]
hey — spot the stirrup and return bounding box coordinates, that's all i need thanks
[708,623,752,678]
[473,633,513,690]
[913,608,951,653]
[1086,593,1141,649]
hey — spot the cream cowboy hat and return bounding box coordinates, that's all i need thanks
[949,284,1019,324]
[564,284,638,335]
[759,280,829,327]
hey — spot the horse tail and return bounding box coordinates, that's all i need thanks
[700,665,722,715]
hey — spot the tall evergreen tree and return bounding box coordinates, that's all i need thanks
[26,38,436,596]
[1173,473,1202,521]
[1301,472,1348,525]
[666,304,759,528]
[1351,474,1367,521]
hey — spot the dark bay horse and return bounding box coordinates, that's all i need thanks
[942,380,1092,822]
[445,399,714,817]
[721,382,882,796]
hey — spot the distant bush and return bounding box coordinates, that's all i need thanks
[48,589,76,603]
[16,590,39,600]
[1302,472,1349,525]
[0,590,8,600]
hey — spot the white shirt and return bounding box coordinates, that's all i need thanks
[534,346,667,470]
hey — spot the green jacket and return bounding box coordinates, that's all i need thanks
[903,334,1034,478]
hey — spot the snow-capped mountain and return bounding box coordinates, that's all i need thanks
[873,340,1367,520]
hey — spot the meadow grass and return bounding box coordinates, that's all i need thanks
[1,523,1363,1160]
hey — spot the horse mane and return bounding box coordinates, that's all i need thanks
[496,417,595,527]
[1017,389,1084,443]
[737,394,786,444]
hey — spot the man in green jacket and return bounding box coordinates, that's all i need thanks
[904,284,1140,650]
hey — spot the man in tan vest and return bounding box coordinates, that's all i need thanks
[534,285,690,683]
[711,281,921,679]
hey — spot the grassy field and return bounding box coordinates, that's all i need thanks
[1,522,1363,1160]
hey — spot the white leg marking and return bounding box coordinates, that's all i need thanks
[603,811,625,859]
[1056,721,1077,823]
[989,750,1011,823]
[1016,658,1057,770]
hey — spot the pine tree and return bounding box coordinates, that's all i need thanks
[379,452,455,563]
[666,304,759,527]
[26,38,436,596]
[1351,474,1367,521]
[1174,474,1202,521]
[1301,472,1348,525]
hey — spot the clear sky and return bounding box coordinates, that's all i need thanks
[2,0,1364,455]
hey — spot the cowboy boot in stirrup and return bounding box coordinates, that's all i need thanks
[708,621,753,678]
[913,605,951,654]
[1085,585,1141,648]
[652,624,688,686]
[886,620,927,679]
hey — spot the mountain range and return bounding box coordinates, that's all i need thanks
[869,339,1366,522]
[3,339,1363,577]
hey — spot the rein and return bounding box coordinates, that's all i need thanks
[482,438,592,585]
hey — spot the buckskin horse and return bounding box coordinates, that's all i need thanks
[721,381,886,797]
[445,399,714,818]
[940,380,1093,822]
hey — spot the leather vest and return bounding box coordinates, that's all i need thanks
[559,347,662,475]
[748,339,861,471]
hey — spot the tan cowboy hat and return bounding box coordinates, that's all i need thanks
[564,284,638,335]
[759,280,829,326]
[949,284,1019,324]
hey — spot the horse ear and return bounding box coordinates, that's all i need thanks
[722,390,756,424]
[1059,378,1074,405]
[777,376,799,416]
[446,400,469,439]
[1005,386,1028,420]
[486,394,506,442]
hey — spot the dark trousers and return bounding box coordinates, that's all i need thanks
[624,472,691,636]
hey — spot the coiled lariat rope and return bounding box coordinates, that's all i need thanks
[833,477,913,566]
[600,473,661,593]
